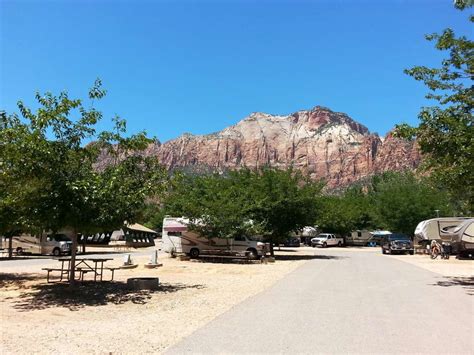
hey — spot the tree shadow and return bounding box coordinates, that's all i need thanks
[0,273,43,289]
[274,254,347,261]
[431,276,474,296]
[11,281,205,312]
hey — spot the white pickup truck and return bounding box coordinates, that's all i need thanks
[311,233,344,248]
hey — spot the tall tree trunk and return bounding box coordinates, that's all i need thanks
[269,236,275,256]
[69,231,78,288]
[8,236,13,259]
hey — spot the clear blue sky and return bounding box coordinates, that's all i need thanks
[1,0,472,142]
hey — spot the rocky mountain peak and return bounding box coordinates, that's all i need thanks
[99,105,420,188]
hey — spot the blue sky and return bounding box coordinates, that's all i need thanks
[1,0,472,142]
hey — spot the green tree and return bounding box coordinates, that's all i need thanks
[315,185,376,236]
[246,168,322,255]
[0,80,166,283]
[396,4,473,212]
[369,172,453,235]
[162,171,253,240]
[160,168,322,256]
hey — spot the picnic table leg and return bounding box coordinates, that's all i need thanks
[100,262,104,281]
[94,262,98,282]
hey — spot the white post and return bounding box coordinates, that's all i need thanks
[150,250,158,264]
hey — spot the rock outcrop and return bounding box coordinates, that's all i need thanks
[104,106,421,188]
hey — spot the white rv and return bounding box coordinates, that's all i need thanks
[414,217,472,244]
[162,217,268,259]
[10,233,73,256]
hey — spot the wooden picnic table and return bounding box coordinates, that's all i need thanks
[43,257,116,283]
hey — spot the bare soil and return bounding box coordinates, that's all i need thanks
[1,248,313,354]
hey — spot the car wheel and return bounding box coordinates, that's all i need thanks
[16,247,23,255]
[382,248,386,254]
[387,248,392,255]
[189,248,200,259]
[409,251,414,255]
[322,242,327,248]
[337,241,342,247]
[52,248,61,257]
[247,248,258,260]
[312,244,315,248]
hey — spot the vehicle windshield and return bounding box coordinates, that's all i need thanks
[247,235,263,242]
[389,234,410,241]
[317,234,329,238]
[53,234,71,242]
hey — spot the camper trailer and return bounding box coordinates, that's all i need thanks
[414,217,472,244]
[346,230,372,246]
[162,217,268,259]
[429,218,474,256]
[10,233,73,256]
[453,219,474,257]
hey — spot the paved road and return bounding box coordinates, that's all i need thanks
[167,249,474,354]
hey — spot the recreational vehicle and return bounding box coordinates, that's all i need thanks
[431,218,474,256]
[162,217,268,259]
[10,233,73,256]
[346,230,372,246]
[414,217,472,244]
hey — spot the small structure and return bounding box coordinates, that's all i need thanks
[111,223,157,248]
[120,254,138,269]
[144,250,163,268]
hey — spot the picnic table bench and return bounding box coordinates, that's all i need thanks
[198,250,259,263]
[43,257,116,283]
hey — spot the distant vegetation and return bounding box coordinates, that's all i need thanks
[396,2,473,212]
[143,169,454,248]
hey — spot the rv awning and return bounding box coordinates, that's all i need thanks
[126,223,158,234]
[163,220,187,232]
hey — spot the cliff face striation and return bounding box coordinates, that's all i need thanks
[107,106,421,188]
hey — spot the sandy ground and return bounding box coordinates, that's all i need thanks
[389,252,474,277]
[1,246,472,354]
[0,248,311,354]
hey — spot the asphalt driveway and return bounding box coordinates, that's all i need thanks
[167,248,473,354]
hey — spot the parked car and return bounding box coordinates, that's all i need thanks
[381,234,414,255]
[311,233,344,248]
[283,237,300,247]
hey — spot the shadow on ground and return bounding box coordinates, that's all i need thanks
[10,281,205,312]
[0,273,43,288]
[274,254,347,261]
[431,276,474,296]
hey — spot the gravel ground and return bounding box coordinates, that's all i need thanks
[0,248,311,354]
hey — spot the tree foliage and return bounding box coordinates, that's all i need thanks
[314,172,454,236]
[396,4,473,212]
[369,172,453,235]
[159,168,323,254]
[0,80,166,282]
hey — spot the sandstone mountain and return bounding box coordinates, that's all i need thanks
[126,106,421,188]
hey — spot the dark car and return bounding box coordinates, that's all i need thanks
[283,237,300,247]
[381,234,414,255]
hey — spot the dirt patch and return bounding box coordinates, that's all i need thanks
[389,253,474,278]
[1,248,315,354]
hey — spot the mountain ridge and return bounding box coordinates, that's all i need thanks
[100,105,421,188]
